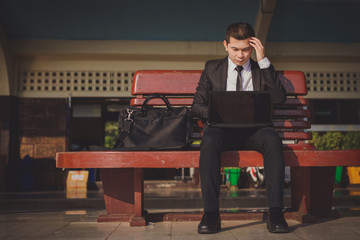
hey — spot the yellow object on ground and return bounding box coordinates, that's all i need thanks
[66,170,88,198]
[347,167,360,184]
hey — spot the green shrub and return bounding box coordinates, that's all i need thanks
[312,131,360,150]
[104,121,118,148]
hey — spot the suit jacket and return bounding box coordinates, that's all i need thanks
[191,57,287,120]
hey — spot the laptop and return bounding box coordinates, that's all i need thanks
[208,91,273,128]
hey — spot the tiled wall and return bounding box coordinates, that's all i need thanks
[18,98,67,190]
[19,98,67,159]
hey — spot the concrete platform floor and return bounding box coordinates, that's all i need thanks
[1,182,360,239]
[1,210,360,240]
[2,186,360,213]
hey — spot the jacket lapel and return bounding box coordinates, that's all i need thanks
[250,59,261,91]
[219,57,228,91]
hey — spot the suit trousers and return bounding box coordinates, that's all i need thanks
[199,126,285,213]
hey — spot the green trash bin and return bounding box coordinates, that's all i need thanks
[229,168,241,186]
[335,166,343,184]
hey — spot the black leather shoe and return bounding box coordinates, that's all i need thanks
[267,211,289,233]
[197,213,221,234]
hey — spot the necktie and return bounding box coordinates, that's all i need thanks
[235,65,244,91]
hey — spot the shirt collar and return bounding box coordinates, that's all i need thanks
[228,57,251,72]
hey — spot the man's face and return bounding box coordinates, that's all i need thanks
[224,37,253,66]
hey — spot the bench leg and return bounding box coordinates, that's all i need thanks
[290,166,340,223]
[97,168,146,226]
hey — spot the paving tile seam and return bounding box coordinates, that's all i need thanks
[105,222,121,240]
[39,222,71,240]
[227,224,238,240]
[292,231,308,240]
[170,221,173,239]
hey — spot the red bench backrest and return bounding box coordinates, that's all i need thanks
[130,70,313,150]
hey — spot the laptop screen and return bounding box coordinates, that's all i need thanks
[208,91,272,127]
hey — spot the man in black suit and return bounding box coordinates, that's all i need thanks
[192,22,289,234]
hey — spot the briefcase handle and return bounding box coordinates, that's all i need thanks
[141,93,172,112]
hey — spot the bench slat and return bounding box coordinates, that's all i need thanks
[273,109,309,118]
[279,132,312,140]
[277,71,307,95]
[132,70,201,95]
[283,142,315,150]
[131,97,308,107]
[280,98,308,106]
[130,99,309,118]
[132,70,307,96]
[191,131,311,140]
[125,105,309,119]
[131,98,193,106]
[272,121,310,129]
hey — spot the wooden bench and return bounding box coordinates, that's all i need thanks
[56,70,360,226]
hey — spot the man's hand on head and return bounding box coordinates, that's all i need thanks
[249,37,265,62]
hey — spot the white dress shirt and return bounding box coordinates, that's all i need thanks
[226,57,271,91]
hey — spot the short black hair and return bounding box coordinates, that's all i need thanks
[225,22,255,43]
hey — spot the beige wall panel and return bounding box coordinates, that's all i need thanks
[12,39,226,57]
[0,27,10,96]
[16,57,215,98]
[0,52,10,95]
[267,42,360,58]
[17,58,209,72]
[13,40,360,99]
[271,61,360,72]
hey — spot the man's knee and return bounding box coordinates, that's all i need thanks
[261,127,279,138]
[201,127,224,147]
[257,127,282,147]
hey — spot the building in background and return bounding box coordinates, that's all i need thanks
[0,0,359,191]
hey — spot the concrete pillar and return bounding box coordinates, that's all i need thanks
[252,0,278,60]
[0,26,11,96]
[0,26,19,191]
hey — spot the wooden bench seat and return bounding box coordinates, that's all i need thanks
[57,150,360,168]
[56,70,360,226]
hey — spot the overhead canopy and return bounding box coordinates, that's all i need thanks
[0,0,359,43]
[0,0,258,41]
